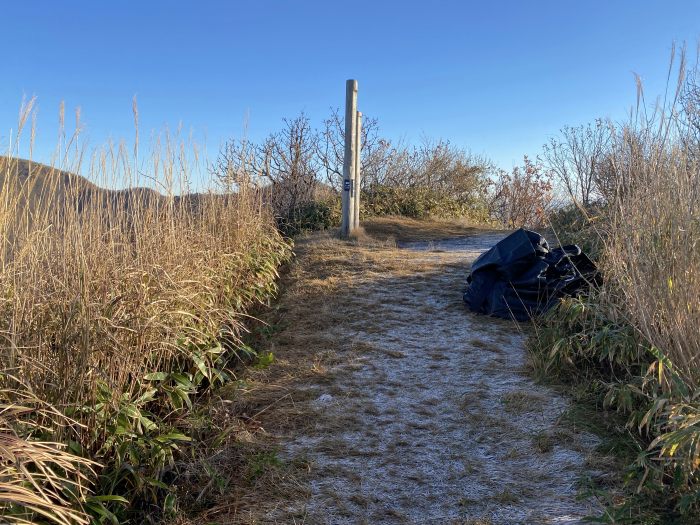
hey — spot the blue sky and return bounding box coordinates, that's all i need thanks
[1,0,698,175]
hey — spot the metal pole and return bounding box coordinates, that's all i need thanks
[341,79,357,237]
[353,111,362,230]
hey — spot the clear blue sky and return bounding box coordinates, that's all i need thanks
[1,0,698,174]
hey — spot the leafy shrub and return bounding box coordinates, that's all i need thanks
[530,293,700,522]
[530,294,648,384]
[277,199,341,237]
[547,204,605,258]
[362,184,491,222]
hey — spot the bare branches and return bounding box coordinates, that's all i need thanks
[542,120,612,208]
[317,107,389,190]
[680,66,700,155]
[211,115,318,219]
[210,136,258,192]
[212,109,495,223]
[259,114,318,216]
[489,157,553,228]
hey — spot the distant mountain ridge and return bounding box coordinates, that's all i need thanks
[0,157,235,221]
[0,156,167,210]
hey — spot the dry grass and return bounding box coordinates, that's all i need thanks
[500,390,545,414]
[0,392,97,525]
[527,51,700,519]
[0,102,290,521]
[570,50,700,391]
[361,215,493,243]
[594,53,700,502]
[604,121,700,387]
[0,154,277,406]
[174,220,600,523]
[172,222,482,523]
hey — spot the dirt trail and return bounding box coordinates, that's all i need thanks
[221,224,604,524]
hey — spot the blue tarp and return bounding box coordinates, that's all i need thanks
[463,229,599,321]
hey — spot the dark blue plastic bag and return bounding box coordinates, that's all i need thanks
[463,229,599,321]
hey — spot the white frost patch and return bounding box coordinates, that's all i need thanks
[275,232,602,524]
[312,393,335,407]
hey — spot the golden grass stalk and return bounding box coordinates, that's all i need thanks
[0,100,288,520]
[0,385,97,524]
[603,47,700,388]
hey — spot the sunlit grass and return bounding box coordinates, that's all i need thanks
[0,100,291,522]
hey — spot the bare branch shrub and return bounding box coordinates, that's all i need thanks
[542,119,612,207]
[680,65,700,156]
[361,137,494,220]
[258,114,318,218]
[317,107,389,191]
[210,136,258,192]
[215,110,496,225]
[212,114,321,224]
[490,156,553,228]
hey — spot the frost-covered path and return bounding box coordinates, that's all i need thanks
[223,224,604,525]
[257,230,602,524]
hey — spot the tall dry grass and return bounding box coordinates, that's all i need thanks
[603,50,700,389]
[599,53,700,506]
[0,100,291,522]
[532,47,700,520]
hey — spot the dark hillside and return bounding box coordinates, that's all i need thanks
[0,157,236,216]
[0,156,166,212]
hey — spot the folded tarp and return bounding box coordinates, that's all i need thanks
[463,229,599,321]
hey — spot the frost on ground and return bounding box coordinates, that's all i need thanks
[268,232,603,525]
